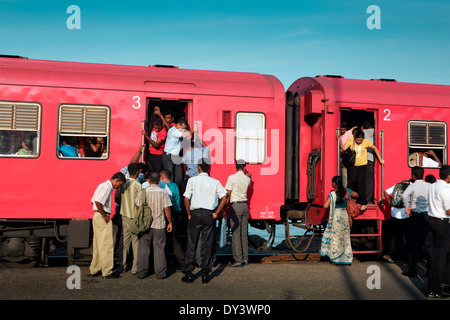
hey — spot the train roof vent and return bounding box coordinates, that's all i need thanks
[315,75,344,79]
[149,64,179,69]
[370,78,397,82]
[0,54,28,59]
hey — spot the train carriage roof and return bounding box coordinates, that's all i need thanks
[289,76,450,108]
[0,56,283,98]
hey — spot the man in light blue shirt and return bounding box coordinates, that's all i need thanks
[401,166,431,278]
[162,119,196,184]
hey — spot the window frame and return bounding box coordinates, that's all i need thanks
[234,111,266,164]
[0,100,42,159]
[56,103,111,160]
[407,119,447,168]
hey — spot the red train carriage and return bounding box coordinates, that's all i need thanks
[285,75,450,254]
[0,55,285,264]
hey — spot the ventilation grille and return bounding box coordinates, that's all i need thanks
[409,121,446,146]
[59,105,109,135]
[0,103,41,131]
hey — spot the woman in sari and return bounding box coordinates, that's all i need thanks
[320,176,358,265]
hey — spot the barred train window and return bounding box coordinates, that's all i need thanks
[235,112,266,164]
[57,104,110,159]
[408,120,447,168]
[0,101,41,158]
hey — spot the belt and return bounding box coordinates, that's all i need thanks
[430,216,450,221]
[232,201,247,204]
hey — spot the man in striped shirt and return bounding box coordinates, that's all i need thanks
[135,172,173,279]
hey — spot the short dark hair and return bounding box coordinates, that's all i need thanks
[363,120,372,129]
[128,163,140,176]
[22,137,33,150]
[425,174,436,183]
[149,172,160,184]
[197,159,210,173]
[236,159,246,171]
[439,165,450,180]
[355,130,365,139]
[411,166,424,180]
[160,169,171,179]
[111,172,126,182]
[177,118,189,127]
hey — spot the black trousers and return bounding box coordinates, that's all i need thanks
[147,153,163,174]
[183,209,215,276]
[162,153,184,185]
[427,217,450,294]
[347,164,367,206]
[407,212,430,273]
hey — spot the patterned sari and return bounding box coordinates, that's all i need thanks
[319,191,353,264]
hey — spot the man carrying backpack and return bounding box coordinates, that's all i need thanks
[382,179,411,264]
[401,166,431,278]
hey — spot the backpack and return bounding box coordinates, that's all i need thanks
[129,190,153,237]
[391,180,410,208]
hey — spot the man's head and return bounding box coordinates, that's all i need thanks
[439,165,450,183]
[149,172,160,185]
[128,163,140,178]
[411,166,424,181]
[164,110,174,125]
[153,117,163,131]
[160,169,171,181]
[236,159,246,171]
[110,172,126,189]
[354,130,365,145]
[197,158,210,174]
[176,118,189,130]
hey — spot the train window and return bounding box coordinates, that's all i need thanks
[408,120,447,168]
[57,104,110,159]
[0,101,41,158]
[235,112,266,164]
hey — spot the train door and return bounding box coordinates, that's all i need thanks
[340,109,382,254]
[143,98,192,164]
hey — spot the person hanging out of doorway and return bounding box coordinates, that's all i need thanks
[340,130,385,212]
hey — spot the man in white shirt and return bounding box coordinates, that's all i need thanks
[426,165,450,298]
[90,172,126,279]
[225,160,252,267]
[182,160,227,283]
[382,182,410,264]
[401,166,431,278]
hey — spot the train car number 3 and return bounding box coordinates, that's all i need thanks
[132,96,141,109]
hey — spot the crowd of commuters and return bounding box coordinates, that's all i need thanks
[89,106,252,283]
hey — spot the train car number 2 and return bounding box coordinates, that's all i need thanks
[383,108,391,121]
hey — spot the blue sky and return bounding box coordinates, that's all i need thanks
[1,0,449,89]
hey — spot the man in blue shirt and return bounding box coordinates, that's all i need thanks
[159,169,185,271]
[162,119,196,185]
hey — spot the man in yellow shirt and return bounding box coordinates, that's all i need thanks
[341,130,384,211]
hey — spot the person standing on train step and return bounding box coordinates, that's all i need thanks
[339,122,358,188]
[182,160,227,284]
[341,130,384,213]
[142,115,167,174]
[90,172,126,279]
[401,166,431,278]
[363,120,375,204]
[119,163,142,275]
[135,172,173,279]
[426,165,450,298]
[225,159,252,267]
[162,119,197,185]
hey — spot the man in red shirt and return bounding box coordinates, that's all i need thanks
[143,116,167,173]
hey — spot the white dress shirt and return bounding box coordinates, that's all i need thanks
[183,173,227,210]
[225,171,251,203]
[428,180,450,219]
[402,180,430,212]
[91,180,114,214]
